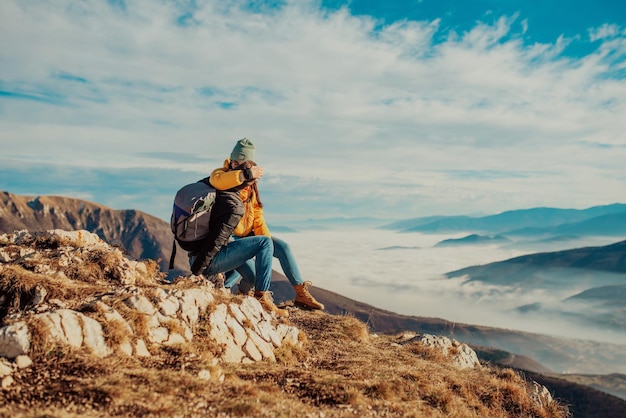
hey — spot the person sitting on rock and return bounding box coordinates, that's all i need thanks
[208,138,325,311]
[183,181,289,317]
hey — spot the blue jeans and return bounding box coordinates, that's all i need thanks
[224,236,303,292]
[189,235,273,292]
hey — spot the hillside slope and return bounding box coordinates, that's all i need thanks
[268,273,626,375]
[0,229,567,417]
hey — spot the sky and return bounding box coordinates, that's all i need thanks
[1,0,626,223]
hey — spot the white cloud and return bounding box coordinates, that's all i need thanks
[280,227,626,346]
[1,0,625,219]
[588,23,621,41]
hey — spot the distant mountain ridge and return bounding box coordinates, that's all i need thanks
[505,212,626,237]
[447,239,626,280]
[382,204,626,234]
[435,234,511,247]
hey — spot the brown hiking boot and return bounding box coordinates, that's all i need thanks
[254,291,289,317]
[294,281,324,310]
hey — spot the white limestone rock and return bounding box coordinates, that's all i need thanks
[178,288,214,325]
[530,381,554,408]
[0,228,307,367]
[198,369,211,380]
[0,322,31,359]
[243,338,263,362]
[225,314,248,347]
[35,309,110,357]
[401,333,481,369]
[228,303,248,326]
[80,314,111,357]
[276,324,301,347]
[134,339,151,357]
[246,328,276,362]
[0,358,12,377]
[2,375,14,390]
[15,355,33,369]
[158,294,180,317]
[124,294,157,315]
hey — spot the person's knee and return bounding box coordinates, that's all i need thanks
[259,236,272,250]
[272,237,291,258]
[272,237,288,250]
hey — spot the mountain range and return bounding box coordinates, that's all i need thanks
[382,203,626,236]
[2,190,626,411]
[435,234,511,247]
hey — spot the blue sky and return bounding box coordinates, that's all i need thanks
[1,0,625,223]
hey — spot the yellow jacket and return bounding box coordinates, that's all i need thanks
[209,159,271,237]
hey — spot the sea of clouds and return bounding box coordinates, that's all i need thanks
[275,227,625,345]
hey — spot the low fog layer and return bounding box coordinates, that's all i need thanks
[277,228,625,345]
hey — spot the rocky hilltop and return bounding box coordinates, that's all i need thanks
[0,191,190,276]
[0,229,563,417]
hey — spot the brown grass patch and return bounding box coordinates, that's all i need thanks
[25,316,61,359]
[101,318,133,347]
[0,262,113,323]
[0,265,49,320]
[1,288,569,417]
[161,318,187,337]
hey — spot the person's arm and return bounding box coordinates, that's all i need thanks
[209,166,245,190]
[190,190,244,275]
[209,160,263,190]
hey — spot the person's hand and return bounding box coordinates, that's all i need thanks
[250,165,264,179]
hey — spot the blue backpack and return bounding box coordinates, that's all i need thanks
[169,179,216,269]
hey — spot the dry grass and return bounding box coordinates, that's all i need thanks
[0,308,570,417]
[100,317,133,347]
[25,315,62,359]
[0,253,140,327]
[109,301,151,340]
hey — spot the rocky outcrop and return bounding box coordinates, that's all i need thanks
[395,332,482,369]
[0,229,301,389]
[392,332,554,409]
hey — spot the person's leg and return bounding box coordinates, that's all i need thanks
[223,270,240,288]
[223,236,256,293]
[223,261,256,294]
[201,235,288,317]
[272,236,325,310]
[203,236,272,292]
[272,236,303,286]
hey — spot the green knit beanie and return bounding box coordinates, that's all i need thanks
[230,138,255,162]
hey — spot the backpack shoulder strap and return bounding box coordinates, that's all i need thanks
[168,239,177,270]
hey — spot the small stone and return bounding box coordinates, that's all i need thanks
[14,355,32,369]
[0,359,12,377]
[2,375,14,390]
[198,370,211,380]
